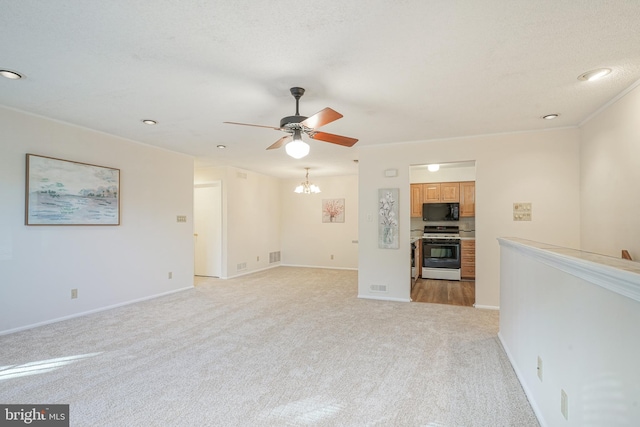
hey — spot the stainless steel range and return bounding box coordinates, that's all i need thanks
[422,225,461,281]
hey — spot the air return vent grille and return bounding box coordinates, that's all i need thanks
[370,284,388,293]
[269,251,281,263]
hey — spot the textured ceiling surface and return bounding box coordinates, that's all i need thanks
[2,1,640,178]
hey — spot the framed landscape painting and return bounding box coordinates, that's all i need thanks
[25,154,120,226]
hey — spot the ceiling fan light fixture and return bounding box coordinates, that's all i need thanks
[427,164,440,172]
[285,130,309,159]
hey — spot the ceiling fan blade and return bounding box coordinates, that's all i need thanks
[301,108,343,129]
[309,131,358,147]
[266,135,292,150]
[223,121,281,131]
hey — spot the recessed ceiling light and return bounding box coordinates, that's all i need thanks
[142,119,157,125]
[0,69,23,80]
[578,68,611,82]
[216,145,226,149]
[542,114,559,120]
[427,164,440,172]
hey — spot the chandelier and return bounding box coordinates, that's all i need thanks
[294,168,321,194]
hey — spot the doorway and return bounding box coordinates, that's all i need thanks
[194,182,222,277]
[409,161,476,307]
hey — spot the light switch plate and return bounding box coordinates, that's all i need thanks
[513,203,532,221]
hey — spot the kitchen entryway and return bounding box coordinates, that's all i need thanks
[411,278,475,307]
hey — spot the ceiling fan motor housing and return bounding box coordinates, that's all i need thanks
[280,115,308,128]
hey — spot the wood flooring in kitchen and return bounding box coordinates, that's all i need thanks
[411,278,475,307]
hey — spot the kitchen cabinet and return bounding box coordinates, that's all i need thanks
[423,182,459,203]
[440,182,460,202]
[410,184,423,218]
[411,181,473,216]
[460,181,475,217]
[422,183,440,203]
[412,238,422,287]
[461,239,475,279]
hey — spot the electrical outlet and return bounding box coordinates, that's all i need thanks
[537,356,543,381]
[330,254,334,260]
[71,289,78,299]
[168,272,172,279]
[561,389,568,420]
[257,256,259,262]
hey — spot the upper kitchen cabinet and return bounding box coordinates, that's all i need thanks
[423,182,459,203]
[410,184,423,217]
[460,181,475,217]
[422,183,440,203]
[440,182,460,202]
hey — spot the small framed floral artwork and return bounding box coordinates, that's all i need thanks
[378,188,399,249]
[322,198,345,223]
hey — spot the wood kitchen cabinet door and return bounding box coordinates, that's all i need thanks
[440,182,460,202]
[461,239,476,279]
[460,181,475,217]
[422,183,441,203]
[410,184,423,217]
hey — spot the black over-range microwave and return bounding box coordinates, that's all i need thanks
[422,203,459,221]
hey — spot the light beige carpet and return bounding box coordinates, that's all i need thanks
[0,267,539,426]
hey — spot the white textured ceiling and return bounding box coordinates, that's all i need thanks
[2,1,640,178]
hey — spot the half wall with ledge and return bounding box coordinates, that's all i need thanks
[497,237,640,427]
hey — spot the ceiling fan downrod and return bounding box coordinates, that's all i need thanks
[290,87,305,116]
[280,87,307,128]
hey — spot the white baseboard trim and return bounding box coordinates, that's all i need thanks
[219,264,358,280]
[357,294,412,303]
[221,264,281,279]
[473,304,500,310]
[497,332,547,427]
[280,263,358,271]
[0,286,194,336]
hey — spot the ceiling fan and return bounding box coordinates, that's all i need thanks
[224,87,358,159]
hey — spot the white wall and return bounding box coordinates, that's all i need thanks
[280,174,358,269]
[195,166,281,278]
[0,107,195,334]
[498,238,640,427]
[410,163,476,183]
[358,129,581,306]
[580,83,640,260]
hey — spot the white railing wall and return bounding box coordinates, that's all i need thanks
[497,238,640,427]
